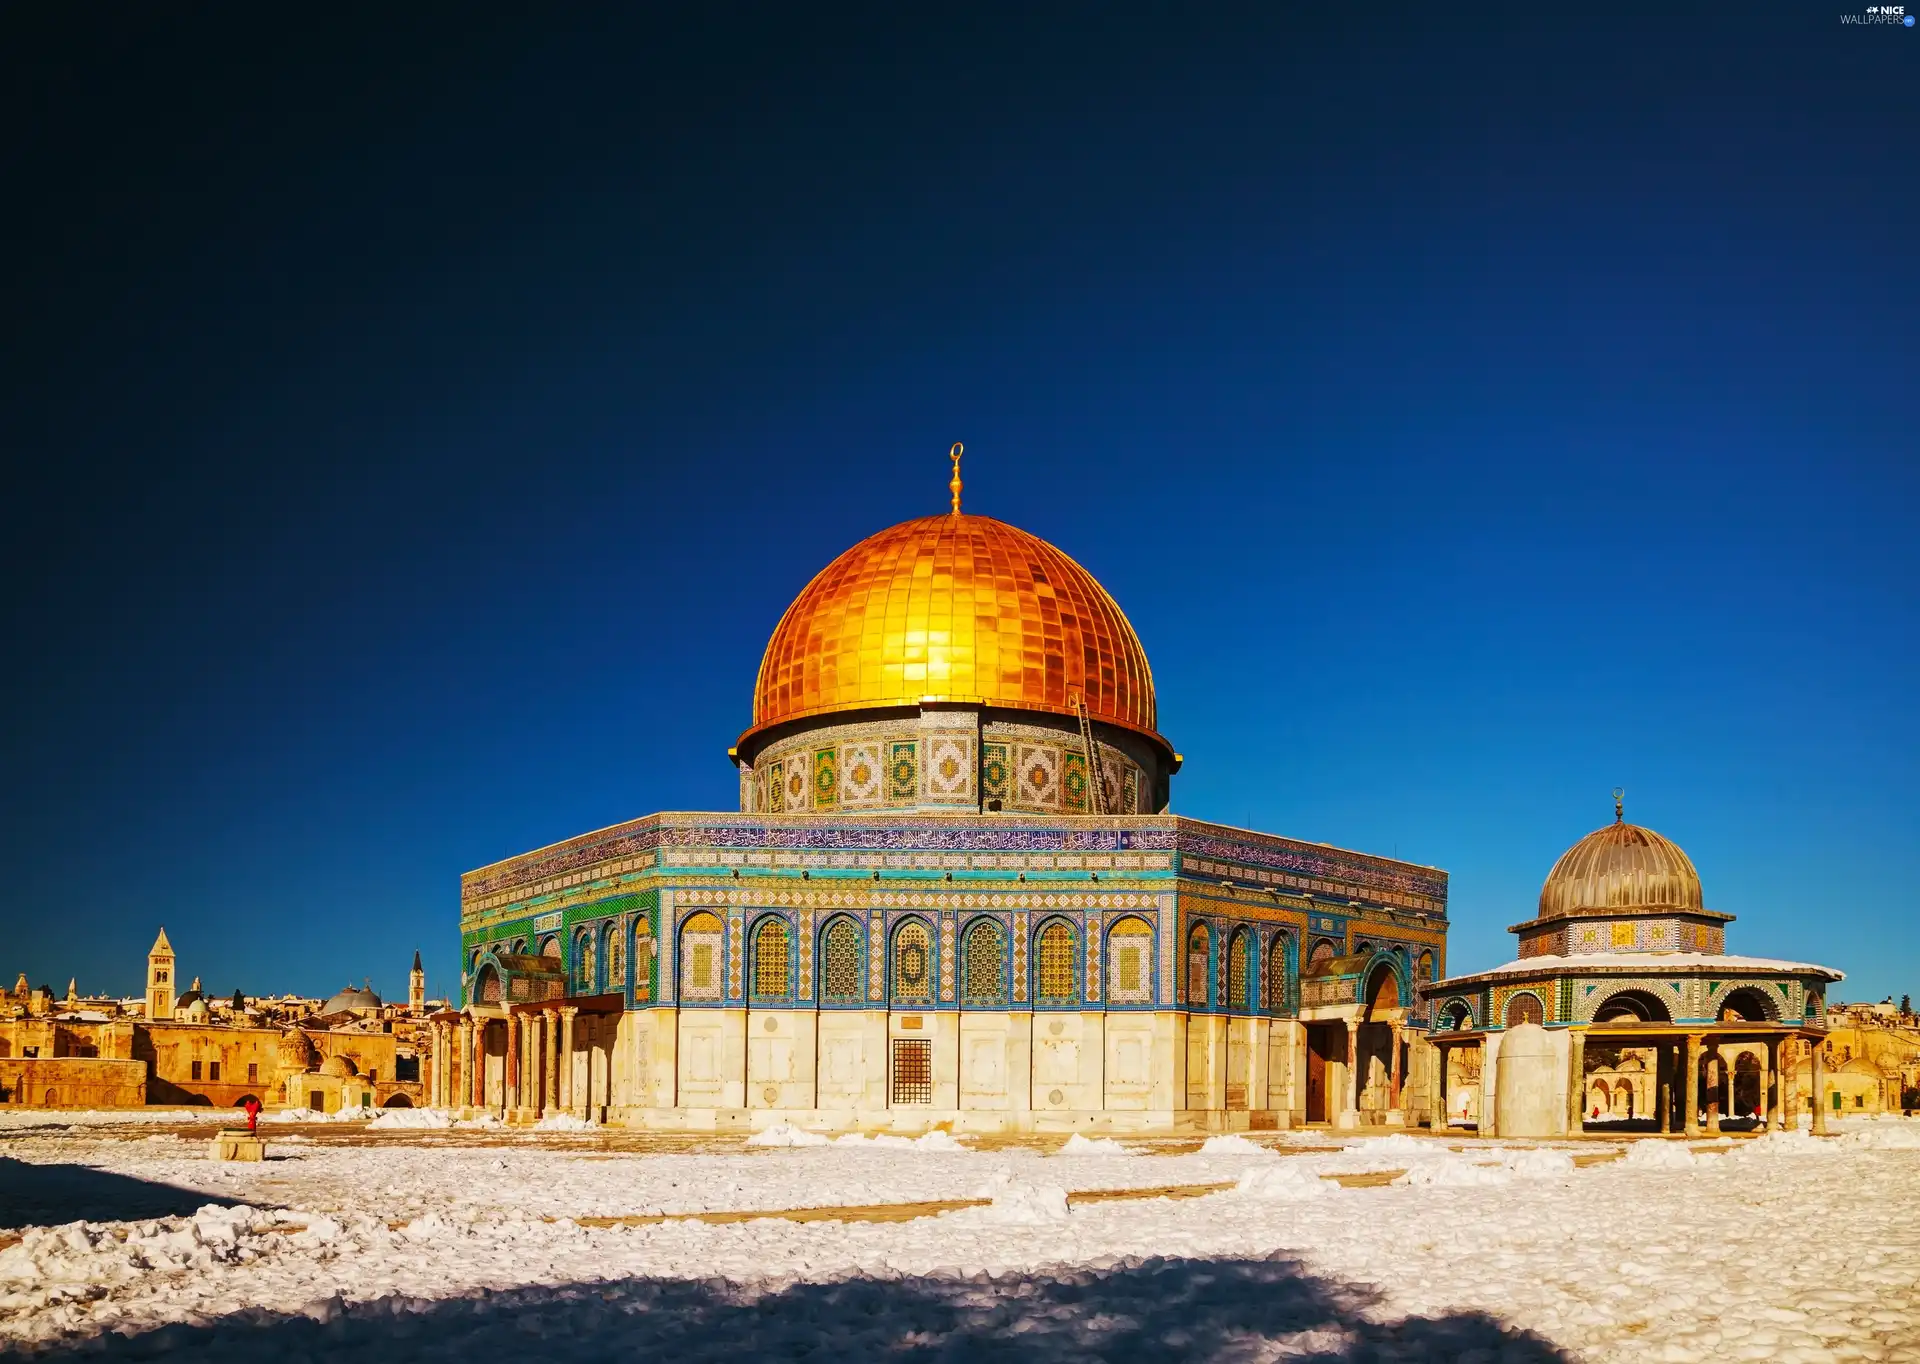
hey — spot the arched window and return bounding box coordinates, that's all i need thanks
[633,925,653,1002]
[892,920,933,1005]
[1227,928,1253,1009]
[679,912,724,1002]
[539,936,560,961]
[1308,938,1337,970]
[1266,933,1291,1014]
[1417,950,1435,985]
[752,917,792,1001]
[1035,920,1077,1005]
[820,917,863,1005]
[1105,917,1153,1005]
[510,938,528,956]
[574,929,596,994]
[1505,992,1545,1028]
[962,919,1006,1004]
[605,922,627,990]
[1440,999,1471,1031]
[1186,924,1211,1006]
[475,963,502,1004]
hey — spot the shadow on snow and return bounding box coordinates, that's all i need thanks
[15,1253,1575,1363]
[0,1157,241,1232]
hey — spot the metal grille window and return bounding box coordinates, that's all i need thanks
[606,926,627,989]
[892,921,933,1004]
[821,918,863,1003]
[962,920,1006,1003]
[753,917,791,1000]
[1268,936,1290,1013]
[1036,921,1076,1004]
[890,1038,932,1104]
[633,933,653,1001]
[1228,929,1251,1008]
[575,930,596,993]
[679,912,724,1002]
[1187,925,1210,1005]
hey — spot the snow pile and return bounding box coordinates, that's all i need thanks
[1498,1147,1576,1179]
[0,1109,215,1130]
[965,1172,1070,1224]
[830,1130,968,1151]
[1393,1156,1511,1188]
[366,1108,454,1131]
[1622,1140,1697,1169]
[745,1123,831,1148]
[1196,1134,1270,1156]
[0,1204,287,1304]
[1054,1133,1133,1156]
[1727,1129,1844,1161]
[454,1114,503,1129]
[1229,1162,1336,1200]
[532,1113,597,1132]
[1843,1123,1920,1151]
[1344,1133,1432,1157]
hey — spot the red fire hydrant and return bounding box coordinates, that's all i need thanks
[243,1095,262,1134]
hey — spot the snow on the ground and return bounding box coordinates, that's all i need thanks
[2,1121,1917,1362]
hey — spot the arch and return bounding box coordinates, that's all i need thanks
[510,938,527,956]
[1105,916,1154,1005]
[232,1094,261,1108]
[678,911,725,1003]
[961,917,1008,1005]
[1733,1050,1763,1118]
[1186,923,1212,1006]
[474,963,503,1005]
[633,921,654,1002]
[750,914,793,1001]
[1265,931,1293,1015]
[381,1093,414,1108]
[1504,991,1545,1028]
[1613,1078,1635,1118]
[1591,988,1671,1023]
[573,926,597,994]
[1225,927,1254,1010]
[1307,938,1337,970]
[1417,950,1436,986]
[1034,918,1079,1005]
[818,914,866,1005]
[603,919,627,992]
[1439,998,1473,1031]
[1718,986,1779,1023]
[538,936,560,960]
[1365,958,1405,1020]
[890,917,935,1005]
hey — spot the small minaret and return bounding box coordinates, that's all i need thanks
[409,949,425,1014]
[146,928,176,1022]
[66,978,77,1007]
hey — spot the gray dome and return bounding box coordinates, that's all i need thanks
[320,985,382,1014]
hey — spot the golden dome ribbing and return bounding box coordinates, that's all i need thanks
[743,512,1162,749]
[1536,817,1704,920]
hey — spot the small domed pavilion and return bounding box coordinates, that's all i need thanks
[1421,794,1843,1138]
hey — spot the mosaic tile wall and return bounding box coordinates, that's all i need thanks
[742,713,1155,816]
[1517,916,1728,959]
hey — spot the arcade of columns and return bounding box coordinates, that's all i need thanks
[420,1006,620,1120]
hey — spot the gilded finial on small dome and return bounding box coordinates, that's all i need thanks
[949,442,964,513]
[1613,787,1625,824]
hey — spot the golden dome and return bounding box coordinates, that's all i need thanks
[1537,814,1704,920]
[743,511,1164,750]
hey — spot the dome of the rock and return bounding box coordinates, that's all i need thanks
[741,511,1162,750]
[1537,815,1704,920]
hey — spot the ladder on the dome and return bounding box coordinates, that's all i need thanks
[1071,693,1110,816]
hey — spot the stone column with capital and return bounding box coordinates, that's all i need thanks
[545,1011,560,1113]
[1567,1028,1586,1134]
[1684,1034,1703,1137]
[458,1017,475,1110]
[1430,1040,1448,1130]
[1766,1037,1785,1131]
[1811,1038,1829,1134]
[506,1015,522,1118]
[1706,1047,1722,1135]
[1336,1019,1361,1130]
[1388,1027,1403,1110]
[560,1008,579,1113]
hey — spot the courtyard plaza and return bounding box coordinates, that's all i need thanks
[1,1108,1917,1362]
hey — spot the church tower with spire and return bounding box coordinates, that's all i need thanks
[146,928,176,1022]
[409,949,425,1013]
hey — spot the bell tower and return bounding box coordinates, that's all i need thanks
[408,949,425,1013]
[146,928,176,1022]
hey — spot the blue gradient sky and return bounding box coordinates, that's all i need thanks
[3,8,1914,1006]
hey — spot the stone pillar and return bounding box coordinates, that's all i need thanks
[1766,1037,1785,1132]
[1811,1038,1828,1134]
[1567,1028,1585,1134]
[458,1017,474,1109]
[1430,1040,1448,1129]
[1337,1019,1360,1129]
[1684,1033,1703,1137]
[506,1015,522,1117]
[544,1011,559,1114]
[560,1008,578,1113]
[1654,1043,1670,1133]
[1706,1048,1722,1135]
[1388,1026,1403,1112]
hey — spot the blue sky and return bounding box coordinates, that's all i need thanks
[3,7,1914,1005]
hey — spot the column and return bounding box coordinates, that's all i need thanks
[560,1008,578,1113]
[1684,1034,1702,1137]
[1387,1026,1403,1112]
[1430,1040,1448,1130]
[545,1010,560,1113]
[506,1015,522,1117]
[458,1017,475,1109]
[1766,1037,1785,1131]
[1341,1019,1359,1124]
[1811,1038,1828,1134]
[1655,1043,1671,1133]
[1567,1028,1586,1134]
[1706,1047,1722,1135]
